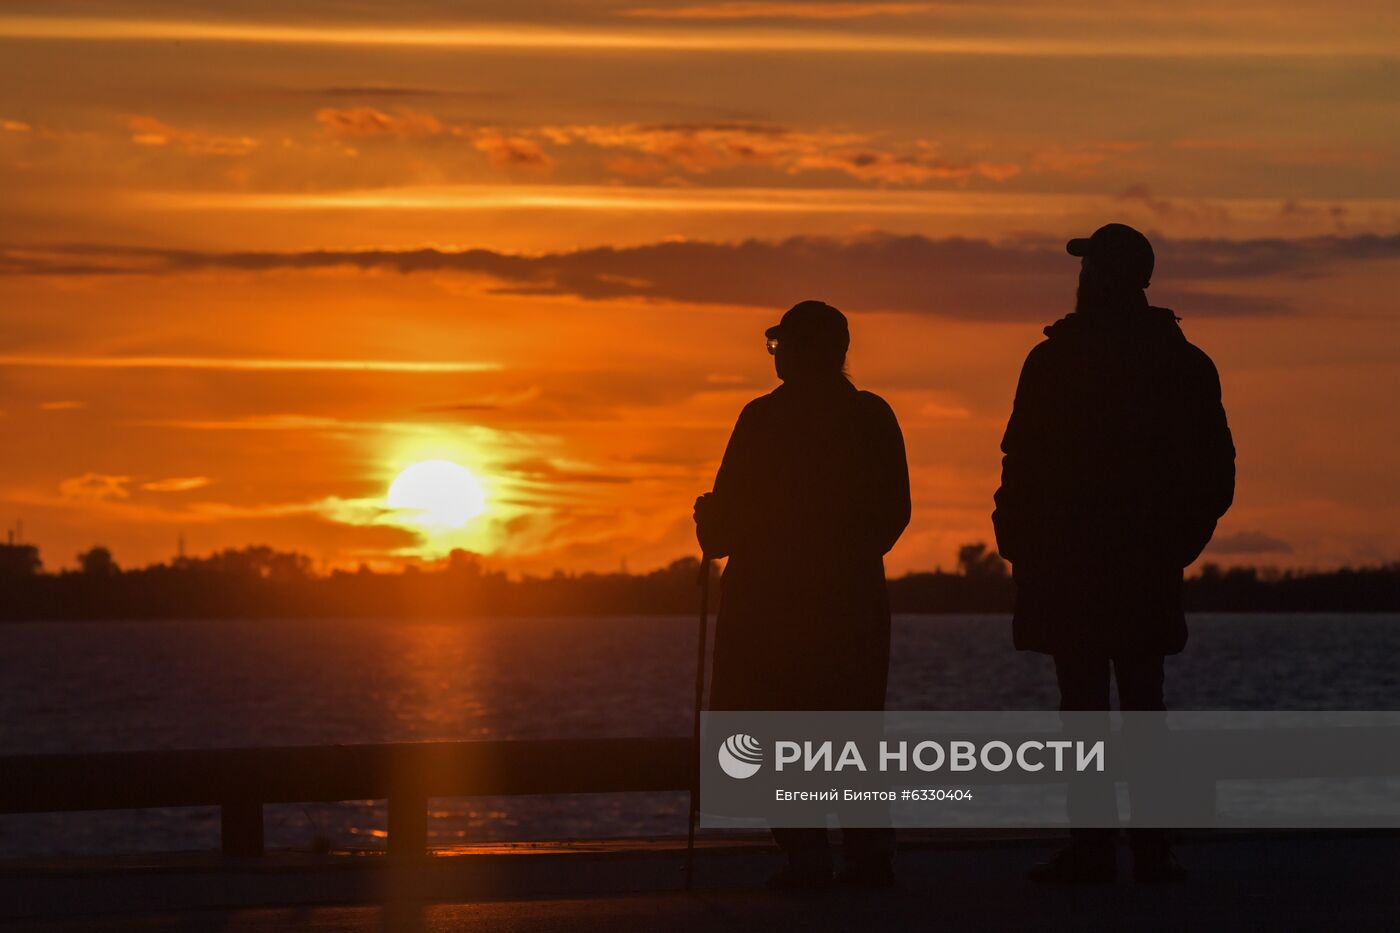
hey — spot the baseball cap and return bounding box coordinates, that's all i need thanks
[765,300,849,351]
[1066,223,1154,288]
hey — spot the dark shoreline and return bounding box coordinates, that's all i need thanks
[3,550,1398,621]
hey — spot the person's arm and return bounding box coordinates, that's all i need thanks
[1175,350,1236,566]
[1198,354,1236,521]
[695,401,762,559]
[866,395,911,556]
[992,344,1053,566]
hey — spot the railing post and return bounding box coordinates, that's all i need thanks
[220,801,264,857]
[387,793,427,856]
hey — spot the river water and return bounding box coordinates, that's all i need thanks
[3,614,1397,856]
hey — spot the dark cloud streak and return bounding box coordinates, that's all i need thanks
[5,232,1399,319]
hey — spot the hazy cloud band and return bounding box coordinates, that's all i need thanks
[6,232,1400,319]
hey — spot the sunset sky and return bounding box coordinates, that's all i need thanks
[2,1,1398,576]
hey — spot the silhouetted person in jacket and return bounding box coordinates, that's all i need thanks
[695,300,910,889]
[993,224,1235,884]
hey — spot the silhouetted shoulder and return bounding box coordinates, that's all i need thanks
[1013,338,1061,390]
[854,389,899,424]
[1163,329,1224,408]
[735,391,783,427]
[1023,337,1059,364]
[1181,338,1221,377]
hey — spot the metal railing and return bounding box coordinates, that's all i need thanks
[0,738,691,857]
[4,726,1397,857]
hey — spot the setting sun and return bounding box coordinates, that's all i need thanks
[386,460,488,529]
[2,0,1397,577]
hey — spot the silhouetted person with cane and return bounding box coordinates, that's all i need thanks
[695,300,910,890]
[994,224,1235,884]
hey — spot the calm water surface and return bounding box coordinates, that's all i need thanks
[3,614,1397,856]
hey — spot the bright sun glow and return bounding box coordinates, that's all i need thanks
[386,459,488,528]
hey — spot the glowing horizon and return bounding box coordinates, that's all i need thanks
[2,0,1397,574]
[3,15,1393,57]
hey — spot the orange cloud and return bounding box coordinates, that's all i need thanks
[0,354,500,373]
[550,123,1019,184]
[621,2,933,19]
[793,142,1021,184]
[315,106,445,139]
[58,473,131,502]
[141,477,212,492]
[471,129,553,170]
[1029,141,1144,177]
[125,115,258,155]
[544,122,819,173]
[314,106,553,171]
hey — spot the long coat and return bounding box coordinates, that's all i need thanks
[992,306,1235,658]
[699,378,910,711]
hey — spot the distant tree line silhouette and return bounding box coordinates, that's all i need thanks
[0,540,1396,621]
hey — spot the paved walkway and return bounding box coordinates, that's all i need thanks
[3,833,1398,931]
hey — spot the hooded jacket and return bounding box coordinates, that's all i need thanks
[993,305,1235,657]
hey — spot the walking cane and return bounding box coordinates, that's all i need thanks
[684,554,713,891]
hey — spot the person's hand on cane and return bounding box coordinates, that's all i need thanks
[693,492,722,567]
[693,492,714,528]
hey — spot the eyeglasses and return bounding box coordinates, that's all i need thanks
[765,337,780,355]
